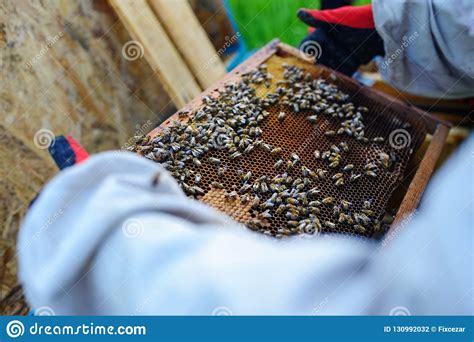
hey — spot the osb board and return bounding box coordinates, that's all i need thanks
[0,0,176,314]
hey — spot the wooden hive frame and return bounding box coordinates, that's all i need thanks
[148,39,451,237]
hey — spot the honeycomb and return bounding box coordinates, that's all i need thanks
[153,55,427,238]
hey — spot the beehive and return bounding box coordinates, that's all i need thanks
[144,41,450,239]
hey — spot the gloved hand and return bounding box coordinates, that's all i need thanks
[48,135,89,170]
[29,135,89,207]
[297,5,384,76]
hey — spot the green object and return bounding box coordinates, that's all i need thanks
[227,0,371,50]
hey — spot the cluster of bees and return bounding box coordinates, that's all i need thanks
[132,63,400,238]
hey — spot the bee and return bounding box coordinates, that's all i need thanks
[373,220,381,232]
[365,170,377,178]
[373,137,385,143]
[194,173,201,184]
[329,160,340,168]
[364,162,377,170]
[209,157,221,165]
[151,173,161,187]
[287,220,299,228]
[355,213,371,225]
[247,218,262,231]
[301,166,310,177]
[307,115,318,123]
[271,147,282,155]
[322,197,333,205]
[313,216,323,231]
[330,145,341,153]
[335,178,344,187]
[217,167,226,178]
[341,200,352,210]
[262,143,273,152]
[259,210,272,219]
[287,198,298,205]
[285,211,299,220]
[225,191,238,201]
[244,144,255,154]
[230,151,242,160]
[274,159,284,170]
[242,171,252,182]
[211,181,224,189]
[324,221,336,229]
[361,209,375,217]
[343,164,354,171]
[378,152,392,169]
[314,150,321,159]
[193,158,202,167]
[192,186,205,196]
[354,224,367,234]
[316,169,327,178]
[240,194,249,204]
[363,200,372,209]
[239,183,252,193]
[278,112,286,122]
[332,173,343,180]
[252,196,261,207]
[339,141,349,152]
[325,130,336,137]
[350,173,361,182]
[291,153,300,162]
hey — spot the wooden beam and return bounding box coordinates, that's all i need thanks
[148,0,226,89]
[109,0,201,108]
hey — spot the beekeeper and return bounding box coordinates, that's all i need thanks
[18,1,473,315]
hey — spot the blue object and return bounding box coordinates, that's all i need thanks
[223,0,255,70]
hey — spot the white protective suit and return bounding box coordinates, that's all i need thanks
[18,0,474,315]
[374,0,474,98]
[18,137,474,315]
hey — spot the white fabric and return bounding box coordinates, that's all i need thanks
[373,0,474,99]
[18,136,473,315]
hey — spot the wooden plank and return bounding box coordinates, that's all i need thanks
[390,124,450,230]
[148,0,226,89]
[109,0,201,108]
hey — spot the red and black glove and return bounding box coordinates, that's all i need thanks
[48,135,89,170]
[29,135,88,207]
[297,5,384,76]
